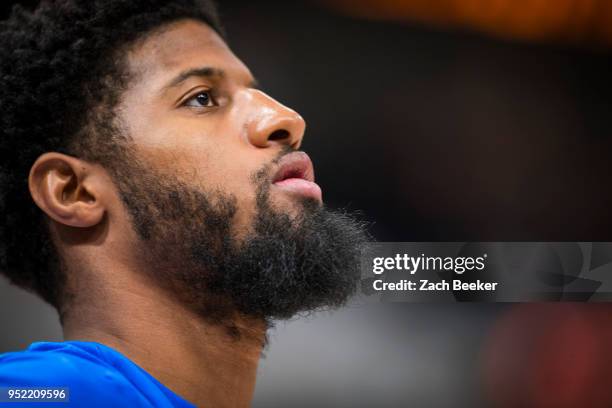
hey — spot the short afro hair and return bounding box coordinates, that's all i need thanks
[0,0,224,311]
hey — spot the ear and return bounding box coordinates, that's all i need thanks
[28,152,106,228]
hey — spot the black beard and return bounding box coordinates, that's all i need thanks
[112,151,368,326]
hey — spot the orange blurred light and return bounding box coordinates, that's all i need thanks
[320,0,612,46]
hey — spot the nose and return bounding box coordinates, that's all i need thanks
[245,90,306,149]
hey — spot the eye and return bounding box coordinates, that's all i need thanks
[183,91,216,108]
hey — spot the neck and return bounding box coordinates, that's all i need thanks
[62,267,266,408]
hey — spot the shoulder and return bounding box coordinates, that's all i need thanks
[0,342,154,407]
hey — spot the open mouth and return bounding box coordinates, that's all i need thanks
[272,151,322,202]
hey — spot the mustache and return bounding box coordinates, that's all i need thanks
[272,145,297,164]
[251,145,297,185]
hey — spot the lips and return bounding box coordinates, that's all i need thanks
[272,151,322,202]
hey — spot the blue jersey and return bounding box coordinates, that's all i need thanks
[0,341,195,407]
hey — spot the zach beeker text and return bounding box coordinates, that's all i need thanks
[372,279,498,292]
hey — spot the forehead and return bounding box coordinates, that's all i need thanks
[125,19,252,88]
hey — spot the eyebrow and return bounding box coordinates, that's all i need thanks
[162,66,259,91]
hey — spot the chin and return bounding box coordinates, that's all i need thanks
[271,192,322,214]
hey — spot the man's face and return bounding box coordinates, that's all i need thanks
[106,19,366,323]
[120,20,313,235]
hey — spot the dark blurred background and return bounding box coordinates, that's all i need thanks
[2,0,612,406]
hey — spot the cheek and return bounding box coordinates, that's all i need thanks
[183,144,267,219]
[195,148,269,237]
[127,109,272,227]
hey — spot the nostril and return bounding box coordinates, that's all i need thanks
[268,129,290,141]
